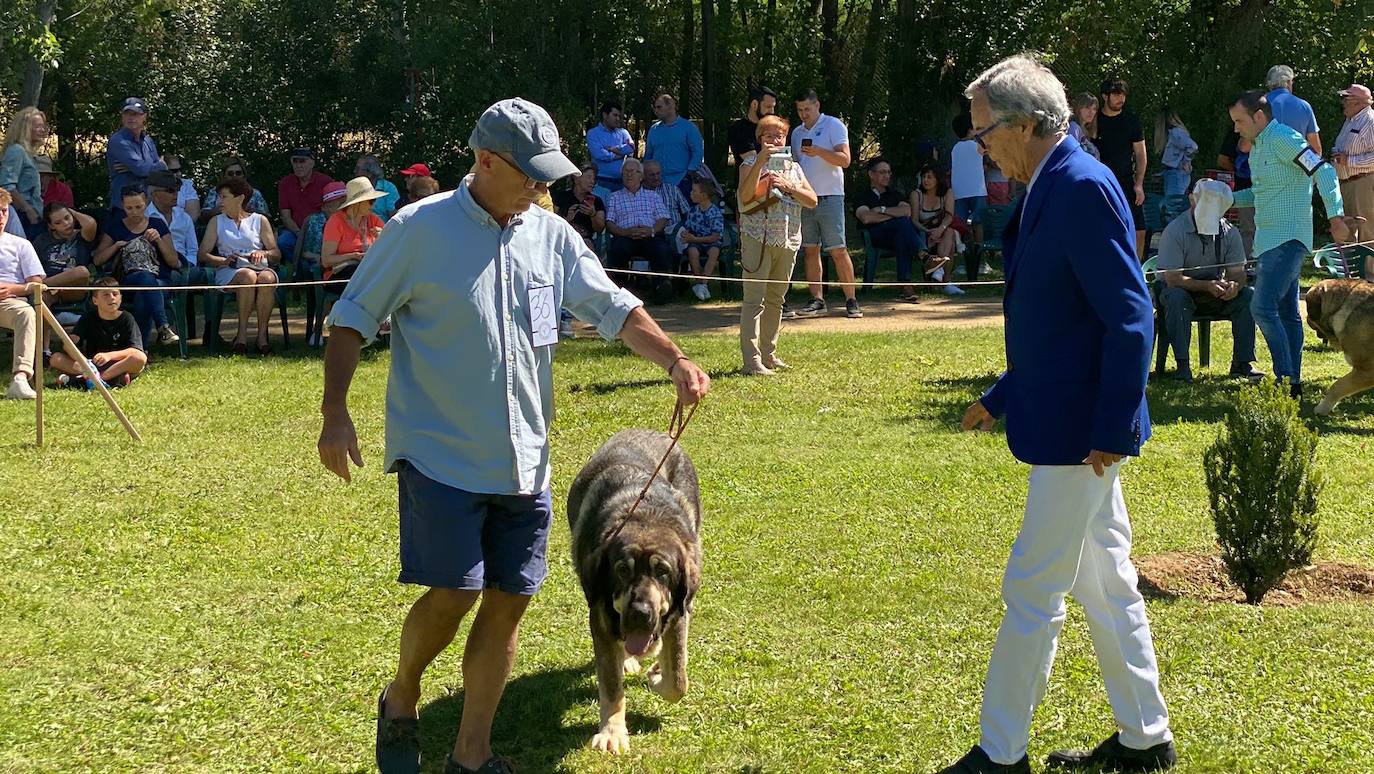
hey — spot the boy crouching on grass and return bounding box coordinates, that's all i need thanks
[51,277,146,389]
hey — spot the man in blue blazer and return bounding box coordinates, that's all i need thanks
[938,56,1177,774]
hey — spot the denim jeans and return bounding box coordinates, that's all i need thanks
[123,270,168,346]
[1161,168,1190,197]
[866,218,925,282]
[1249,240,1307,383]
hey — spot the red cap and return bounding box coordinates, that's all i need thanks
[322,181,348,202]
[400,163,432,177]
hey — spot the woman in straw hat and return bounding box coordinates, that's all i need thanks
[321,176,387,289]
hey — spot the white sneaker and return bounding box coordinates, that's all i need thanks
[692,283,709,301]
[979,262,993,275]
[944,283,966,296]
[6,373,36,400]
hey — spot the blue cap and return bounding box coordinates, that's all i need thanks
[121,97,148,114]
[468,98,578,183]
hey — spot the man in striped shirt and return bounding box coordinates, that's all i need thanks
[1227,90,1354,397]
[1334,83,1374,277]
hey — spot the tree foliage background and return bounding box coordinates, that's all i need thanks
[3,0,1372,209]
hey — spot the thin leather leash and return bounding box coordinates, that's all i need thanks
[602,399,699,545]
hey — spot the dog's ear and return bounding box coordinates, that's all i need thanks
[668,537,701,620]
[1305,285,1330,341]
[580,545,614,606]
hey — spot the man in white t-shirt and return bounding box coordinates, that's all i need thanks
[791,89,861,319]
[951,113,992,278]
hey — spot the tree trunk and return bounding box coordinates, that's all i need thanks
[821,0,841,103]
[19,0,58,108]
[680,0,696,118]
[701,0,717,170]
[762,0,777,67]
[846,0,889,165]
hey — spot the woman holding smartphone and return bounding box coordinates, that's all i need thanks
[736,114,817,376]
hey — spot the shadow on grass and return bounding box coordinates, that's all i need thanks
[416,663,662,773]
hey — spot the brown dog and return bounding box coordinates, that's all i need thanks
[567,429,702,755]
[1305,279,1374,415]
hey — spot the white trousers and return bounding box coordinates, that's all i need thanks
[979,464,1172,765]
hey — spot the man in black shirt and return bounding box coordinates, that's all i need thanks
[854,157,923,301]
[1217,130,1256,257]
[728,86,778,165]
[1096,78,1147,258]
[50,277,147,388]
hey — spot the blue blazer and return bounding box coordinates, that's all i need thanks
[980,136,1153,465]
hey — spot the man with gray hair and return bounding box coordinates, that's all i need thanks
[943,54,1176,774]
[353,154,402,219]
[318,98,709,774]
[1265,64,1322,155]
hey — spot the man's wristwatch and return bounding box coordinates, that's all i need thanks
[879,206,887,215]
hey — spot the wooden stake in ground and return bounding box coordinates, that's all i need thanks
[32,283,43,446]
[39,300,143,443]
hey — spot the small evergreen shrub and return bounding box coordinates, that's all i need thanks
[1203,380,1323,604]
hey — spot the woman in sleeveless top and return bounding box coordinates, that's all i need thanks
[908,165,965,295]
[197,176,281,354]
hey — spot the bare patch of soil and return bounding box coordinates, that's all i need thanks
[1136,551,1374,607]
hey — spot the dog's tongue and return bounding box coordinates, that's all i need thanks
[625,632,654,657]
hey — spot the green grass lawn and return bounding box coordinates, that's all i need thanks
[2,320,1372,773]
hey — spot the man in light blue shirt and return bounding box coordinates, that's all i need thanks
[1265,65,1322,155]
[644,93,705,197]
[1228,90,1352,397]
[318,98,709,774]
[586,101,635,196]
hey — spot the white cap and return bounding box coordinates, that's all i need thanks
[1192,180,1233,236]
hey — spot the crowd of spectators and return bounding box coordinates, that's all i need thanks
[2,65,1371,395]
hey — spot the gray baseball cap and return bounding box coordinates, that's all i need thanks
[468,98,578,183]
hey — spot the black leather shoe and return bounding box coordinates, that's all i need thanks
[936,745,1032,774]
[1046,732,1177,771]
[1228,363,1265,382]
[375,685,421,774]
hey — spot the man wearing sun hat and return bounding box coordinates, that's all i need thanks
[35,156,74,209]
[317,97,710,774]
[105,97,160,213]
[1334,83,1374,269]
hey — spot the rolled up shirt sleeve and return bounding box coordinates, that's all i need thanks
[560,232,643,340]
[325,220,412,343]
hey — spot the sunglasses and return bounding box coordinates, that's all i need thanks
[492,153,548,190]
[225,168,245,177]
[973,120,1005,151]
[166,166,181,173]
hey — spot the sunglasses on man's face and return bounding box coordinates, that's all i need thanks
[166,166,181,173]
[225,169,245,177]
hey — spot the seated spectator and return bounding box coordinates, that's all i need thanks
[299,181,347,346]
[605,158,673,303]
[198,176,281,355]
[36,156,74,209]
[409,175,441,200]
[3,204,24,238]
[322,177,386,289]
[277,147,333,264]
[642,159,691,238]
[147,170,198,275]
[855,157,923,302]
[201,156,270,220]
[2,106,48,239]
[909,165,965,295]
[985,157,1012,205]
[552,163,606,249]
[398,163,433,208]
[682,178,724,301]
[51,277,146,389]
[1155,180,1263,383]
[0,190,42,400]
[31,202,98,308]
[1069,93,1101,161]
[92,185,181,347]
[160,154,200,221]
[353,155,400,219]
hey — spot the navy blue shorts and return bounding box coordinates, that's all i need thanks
[396,460,552,595]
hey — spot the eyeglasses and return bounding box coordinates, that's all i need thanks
[492,153,547,190]
[973,121,1005,151]
[166,166,181,173]
[225,168,245,177]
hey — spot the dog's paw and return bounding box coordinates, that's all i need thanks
[623,656,642,675]
[647,663,686,703]
[590,724,631,754]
